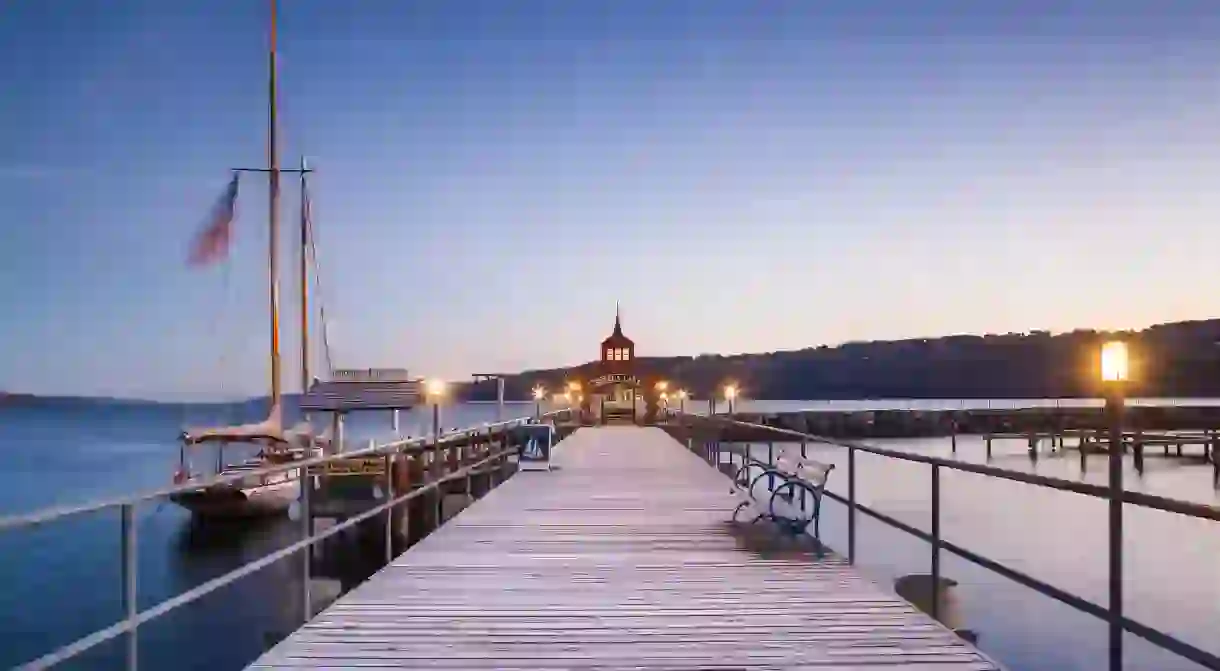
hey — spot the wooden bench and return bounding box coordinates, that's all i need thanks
[730,446,834,543]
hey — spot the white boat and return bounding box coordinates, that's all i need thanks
[171,4,330,520]
[171,406,329,519]
[170,456,302,519]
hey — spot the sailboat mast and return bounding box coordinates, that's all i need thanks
[299,156,310,392]
[267,0,283,408]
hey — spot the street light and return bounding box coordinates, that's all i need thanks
[533,385,546,418]
[724,384,738,414]
[677,388,688,414]
[426,379,447,440]
[655,380,668,392]
[1099,340,1128,671]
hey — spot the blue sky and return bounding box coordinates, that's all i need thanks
[3,1,1220,399]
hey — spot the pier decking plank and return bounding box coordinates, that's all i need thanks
[250,426,1001,670]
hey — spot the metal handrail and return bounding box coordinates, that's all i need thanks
[4,407,573,670]
[697,414,1220,522]
[676,411,1220,671]
[0,410,567,531]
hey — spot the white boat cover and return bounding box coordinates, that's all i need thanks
[182,403,332,450]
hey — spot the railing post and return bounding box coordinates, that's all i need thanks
[931,464,941,621]
[120,503,138,671]
[1107,389,1125,671]
[848,446,856,564]
[433,440,444,526]
[465,438,472,501]
[300,468,312,623]
[800,438,807,511]
[767,442,775,490]
[384,452,395,565]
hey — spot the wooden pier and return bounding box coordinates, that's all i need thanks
[250,426,1000,670]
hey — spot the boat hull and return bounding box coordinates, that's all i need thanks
[170,478,299,520]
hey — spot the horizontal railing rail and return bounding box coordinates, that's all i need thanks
[3,407,574,670]
[674,411,1220,671]
[0,410,569,531]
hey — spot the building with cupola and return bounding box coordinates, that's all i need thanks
[586,305,639,423]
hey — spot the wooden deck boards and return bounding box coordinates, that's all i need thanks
[250,426,1001,670]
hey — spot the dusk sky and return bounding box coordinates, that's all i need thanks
[3,1,1220,399]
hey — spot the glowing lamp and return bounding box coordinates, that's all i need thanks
[426,379,447,397]
[532,386,546,400]
[724,384,738,400]
[1100,341,1129,383]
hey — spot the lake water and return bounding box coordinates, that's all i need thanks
[0,400,541,671]
[1,399,1217,670]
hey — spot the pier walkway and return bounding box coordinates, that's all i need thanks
[250,426,1000,670]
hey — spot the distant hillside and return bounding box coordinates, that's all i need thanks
[10,319,1220,404]
[492,319,1220,400]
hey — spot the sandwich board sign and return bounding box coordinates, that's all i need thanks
[516,424,554,471]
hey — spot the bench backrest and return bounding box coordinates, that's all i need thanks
[774,446,833,487]
[798,460,833,487]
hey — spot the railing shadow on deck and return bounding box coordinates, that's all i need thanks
[666,410,1220,671]
[0,408,576,671]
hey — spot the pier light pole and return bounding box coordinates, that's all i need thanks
[677,389,688,414]
[567,381,581,414]
[724,384,738,415]
[426,379,446,441]
[655,381,669,417]
[533,386,546,419]
[1100,340,1129,671]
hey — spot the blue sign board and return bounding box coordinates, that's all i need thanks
[514,424,554,470]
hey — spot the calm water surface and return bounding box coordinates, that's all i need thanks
[2,399,1217,670]
[735,432,1220,670]
[0,400,540,670]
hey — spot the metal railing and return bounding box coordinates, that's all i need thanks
[0,408,574,671]
[675,411,1220,671]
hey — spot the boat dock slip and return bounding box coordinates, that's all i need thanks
[250,426,1001,670]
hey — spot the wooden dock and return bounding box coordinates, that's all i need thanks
[250,426,1002,670]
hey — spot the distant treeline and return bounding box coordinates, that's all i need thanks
[478,319,1220,401]
[9,318,1220,406]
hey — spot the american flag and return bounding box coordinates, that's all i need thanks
[187,173,240,267]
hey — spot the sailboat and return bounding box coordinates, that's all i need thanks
[171,0,329,519]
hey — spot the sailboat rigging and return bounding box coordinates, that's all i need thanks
[171,0,329,518]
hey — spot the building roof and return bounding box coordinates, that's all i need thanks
[300,370,423,411]
[601,304,634,348]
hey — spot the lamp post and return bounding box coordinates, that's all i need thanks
[533,385,545,418]
[724,384,738,415]
[1100,340,1128,671]
[677,389,688,414]
[426,379,447,441]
